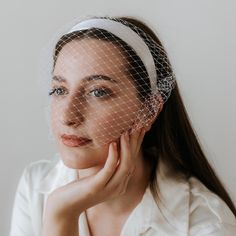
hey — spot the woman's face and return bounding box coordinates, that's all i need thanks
[51,39,142,169]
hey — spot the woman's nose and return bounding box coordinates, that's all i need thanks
[61,96,85,128]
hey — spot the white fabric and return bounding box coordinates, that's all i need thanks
[68,18,157,93]
[10,153,236,236]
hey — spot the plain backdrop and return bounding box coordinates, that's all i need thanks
[1,0,236,235]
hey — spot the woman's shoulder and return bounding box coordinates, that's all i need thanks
[20,154,77,195]
[22,155,60,181]
[155,159,236,234]
[188,177,236,235]
[17,154,63,194]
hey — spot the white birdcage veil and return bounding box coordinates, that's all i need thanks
[41,16,176,148]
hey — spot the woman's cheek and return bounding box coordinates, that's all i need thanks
[89,109,135,145]
[50,103,61,132]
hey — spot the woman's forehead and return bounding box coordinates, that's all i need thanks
[55,39,127,69]
[53,38,129,83]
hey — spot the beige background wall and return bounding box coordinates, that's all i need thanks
[1,0,235,235]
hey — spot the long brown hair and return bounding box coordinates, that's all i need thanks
[121,17,236,216]
[53,16,236,216]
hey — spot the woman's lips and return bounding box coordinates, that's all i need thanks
[61,134,92,147]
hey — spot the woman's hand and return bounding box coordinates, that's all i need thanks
[43,128,146,221]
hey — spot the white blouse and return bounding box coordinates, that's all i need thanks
[10,154,236,236]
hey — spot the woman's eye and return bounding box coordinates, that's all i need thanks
[49,87,68,96]
[89,88,112,98]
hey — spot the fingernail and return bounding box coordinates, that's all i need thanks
[125,131,129,141]
[113,142,117,149]
[110,142,116,150]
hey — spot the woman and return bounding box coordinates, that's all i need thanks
[10,16,236,236]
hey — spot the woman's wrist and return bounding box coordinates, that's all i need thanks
[45,190,83,220]
[42,212,80,236]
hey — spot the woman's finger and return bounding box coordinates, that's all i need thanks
[135,128,146,154]
[94,142,119,187]
[117,132,133,174]
[130,128,145,159]
[105,132,133,189]
[129,129,140,151]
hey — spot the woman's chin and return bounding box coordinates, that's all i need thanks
[59,150,104,170]
[56,139,108,169]
[60,157,93,169]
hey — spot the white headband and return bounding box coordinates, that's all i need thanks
[67,18,157,92]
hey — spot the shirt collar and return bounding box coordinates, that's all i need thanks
[35,154,190,235]
[119,159,190,235]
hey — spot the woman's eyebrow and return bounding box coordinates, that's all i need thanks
[85,75,118,83]
[52,75,67,83]
[52,75,118,84]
